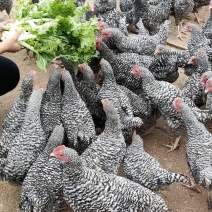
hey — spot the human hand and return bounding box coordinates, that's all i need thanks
[0,31,22,53]
[0,20,12,37]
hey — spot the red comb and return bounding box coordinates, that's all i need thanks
[132,65,140,70]
[35,84,43,90]
[98,20,103,29]
[101,99,110,104]
[173,98,183,105]
[95,37,102,43]
[52,145,66,154]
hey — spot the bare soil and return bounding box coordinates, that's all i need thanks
[0,2,211,212]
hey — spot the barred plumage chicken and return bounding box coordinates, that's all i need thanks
[50,145,169,211]
[97,59,143,138]
[61,69,96,154]
[20,125,64,212]
[81,99,126,175]
[173,98,212,209]
[0,85,46,184]
[40,65,62,138]
[123,132,188,191]
[0,71,34,158]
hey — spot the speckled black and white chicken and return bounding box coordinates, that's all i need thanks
[96,38,149,92]
[40,65,62,138]
[94,0,130,35]
[20,125,64,212]
[171,0,194,40]
[148,44,180,83]
[98,59,143,138]
[204,76,212,110]
[200,71,212,110]
[173,98,212,208]
[54,57,106,129]
[81,99,126,175]
[78,63,106,129]
[0,85,46,184]
[182,48,211,107]
[202,1,212,43]
[128,0,172,35]
[60,68,96,154]
[185,23,212,64]
[149,44,197,77]
[123,131,188,191]
[0,71,34,158]
[131,65,212,152]
[101,27,167,55]
[50,145,169,211]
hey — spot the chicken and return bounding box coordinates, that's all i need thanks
[61,68,96,154]
[202,1,212,42]
[129,0,171,35]
[205,76,212,110]
[0,85,46,184]
[78,63,106,129]
[20,125,64,212]
[185,23,212,64]
[101,27,166,55]
[149,44,180,83]
[81,99,126,175]
[182,48,211,107]
[148,44,196,77]
[50,145,168,211]
[123,131,188,191]
[129,20,171,46]
[40,65,62,138]
[173,98,212,209]
[0,70,35,158]
[120,0,133,11]
[54,57,106,129]
[131,65,212,152]
[200,70,212,83]
[96,38,149,92]
[98,59,143,138]
[0,0,13,18]
[171,0,194,40]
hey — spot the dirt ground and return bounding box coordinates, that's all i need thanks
[0,2,211,212]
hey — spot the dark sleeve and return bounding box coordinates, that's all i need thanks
[0,55,20,96]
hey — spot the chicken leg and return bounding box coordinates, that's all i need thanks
[116,0,122,12]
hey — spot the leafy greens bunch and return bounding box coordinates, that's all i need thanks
[2,0,98,71]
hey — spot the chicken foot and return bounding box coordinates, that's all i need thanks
[182,178,201,193]
[176,23,186,40]
[194,13,205,24]
[162,135,181,153]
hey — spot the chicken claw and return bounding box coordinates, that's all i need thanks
[182,178,201,193]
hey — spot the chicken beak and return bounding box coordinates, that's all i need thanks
[50,153,56,157]
[187,59,193,64]
[205,89,209,94]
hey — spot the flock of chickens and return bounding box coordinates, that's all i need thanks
[1,0,212,211]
